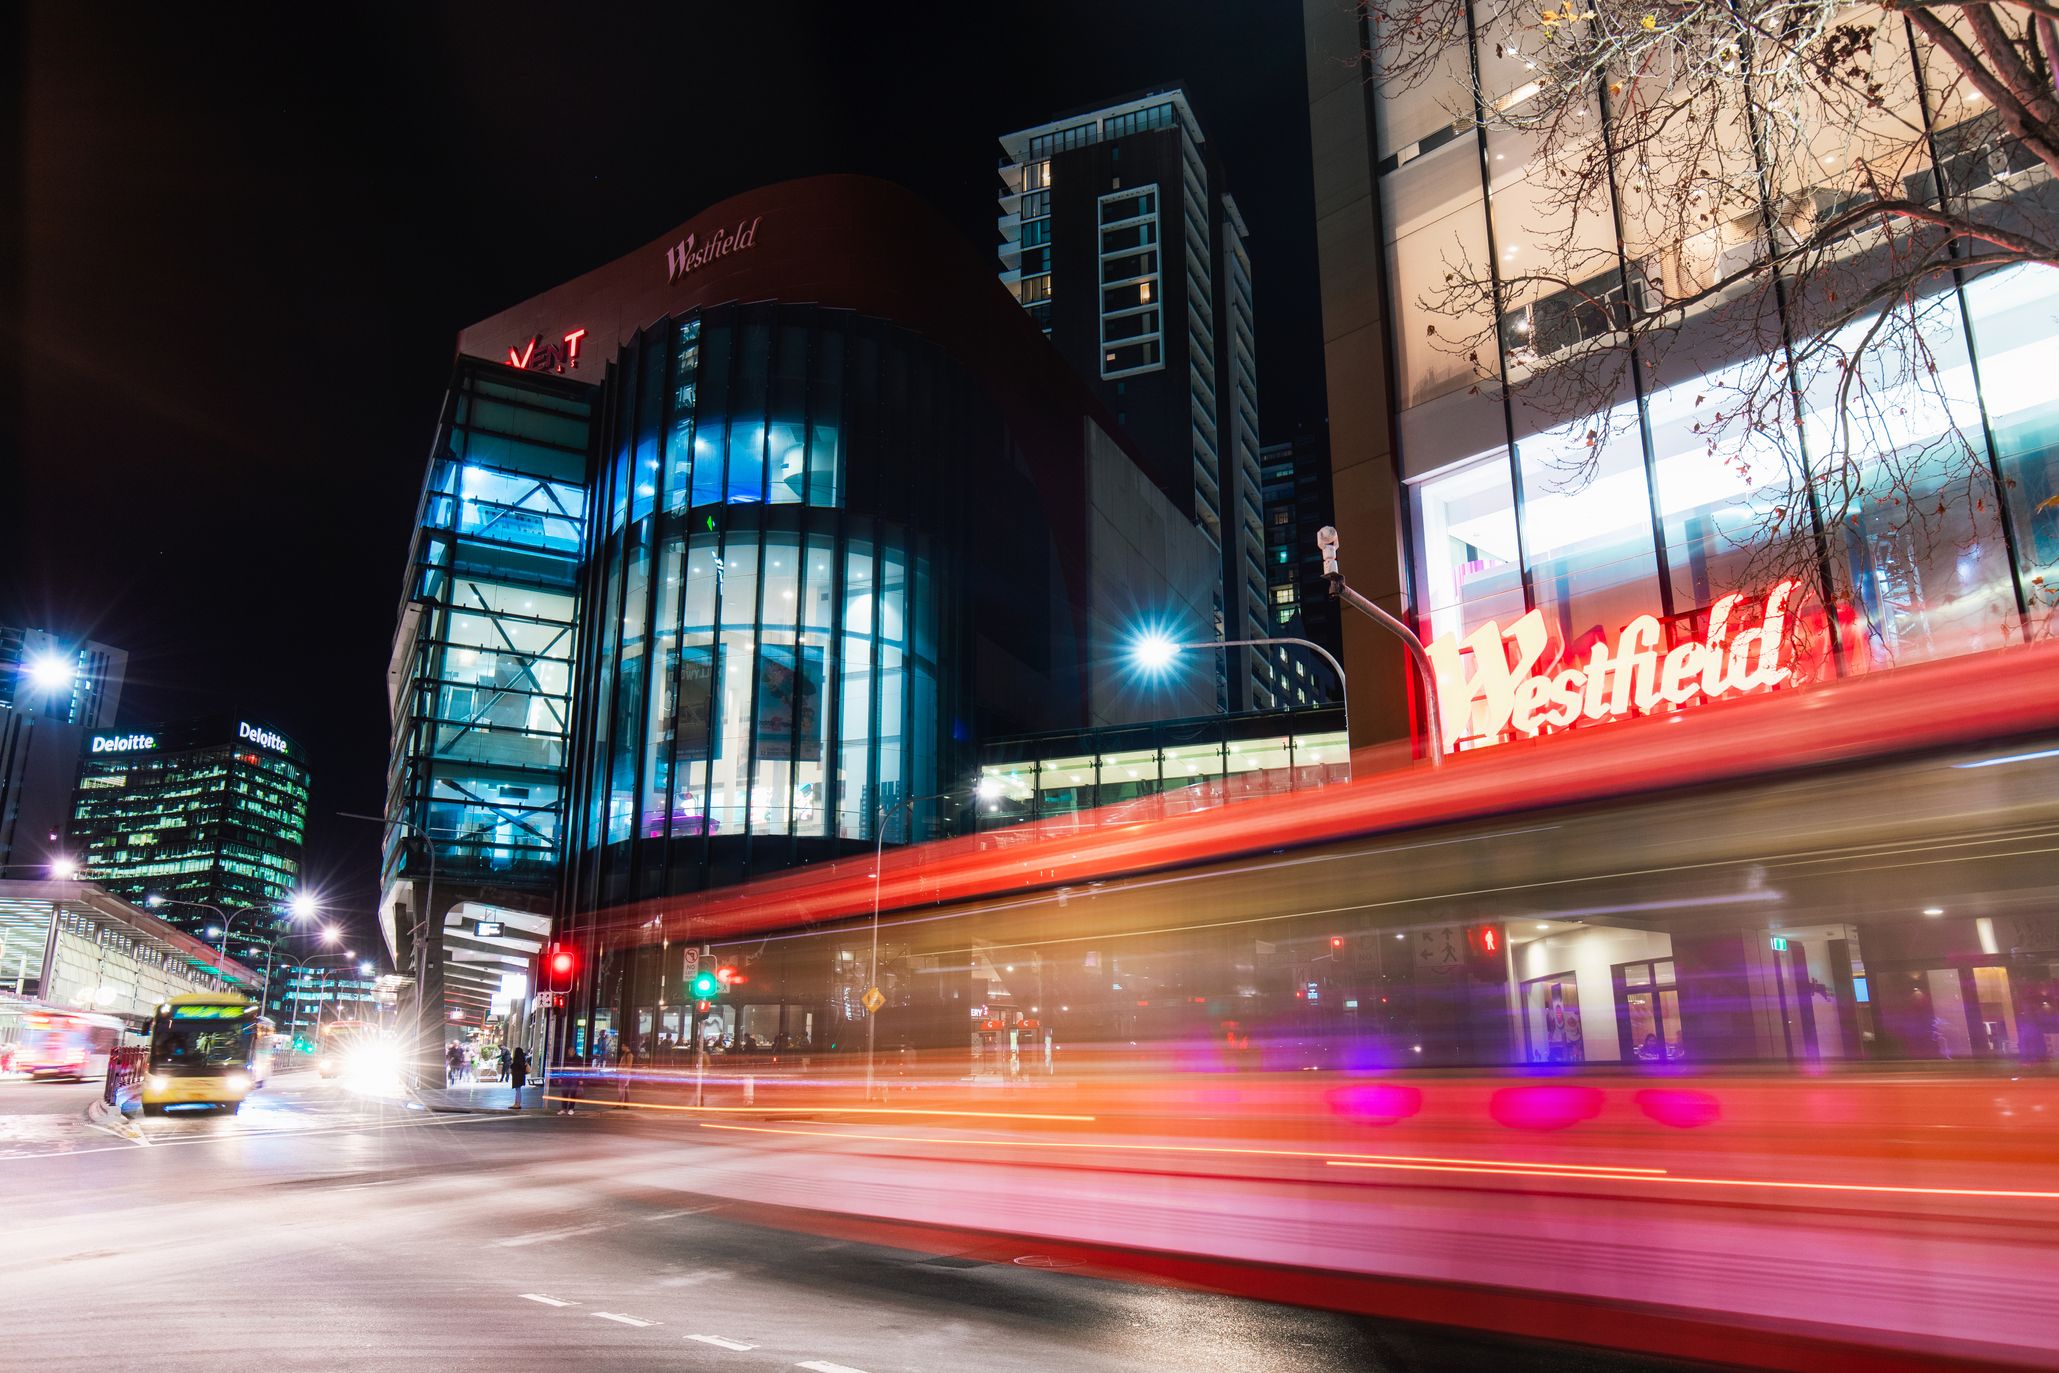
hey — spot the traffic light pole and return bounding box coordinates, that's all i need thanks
[1317,527,1445,765]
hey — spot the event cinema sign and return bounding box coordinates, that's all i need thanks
[1426,581,1799,749]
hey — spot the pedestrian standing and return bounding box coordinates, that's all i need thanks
[508,1045,529,1109]
[615,1040,636,1107]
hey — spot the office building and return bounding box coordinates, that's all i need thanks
[1300,1,2059,753]
[1258,429,1340,706]
[68,715,310,975]
[384,175,1221,1034]
[0,626,125,875]
[998,90,1271,710]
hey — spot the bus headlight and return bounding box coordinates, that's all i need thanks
[225,1072,251,1093]
[148,1075,169,1092]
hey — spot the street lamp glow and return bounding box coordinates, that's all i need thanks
[359,961,375,977]
[1131,631,1180,673]
[144,894,165,908]
[50,857,79,880]
[205,926,223,939]
[25,653,76,692]
[320,925,341,945]
[974,775,1003,802]
[289,891,319,921]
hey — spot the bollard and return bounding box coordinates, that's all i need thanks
[744,1075,754,1106]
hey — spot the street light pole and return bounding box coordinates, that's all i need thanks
[1140,635,1353,776]
[866,789,984,1103]
[1316,526,1445,764]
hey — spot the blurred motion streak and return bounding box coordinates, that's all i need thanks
[555,642,2059,1367]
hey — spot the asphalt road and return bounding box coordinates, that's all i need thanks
[0,1072,1697,1373]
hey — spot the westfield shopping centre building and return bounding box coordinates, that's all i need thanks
[381,177,1222,1023]
[1292,3,2059,1069]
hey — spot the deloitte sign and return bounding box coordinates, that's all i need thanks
[90,732,156,754]
[237,721,291,755]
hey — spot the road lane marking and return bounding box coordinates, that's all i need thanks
[688,1334,755,1350]
[645,1205,723,1220]
[798,1362,870,1373]
[519,1294,575,1307]
[594,1312,656,1327]
[497,1220,619,1247]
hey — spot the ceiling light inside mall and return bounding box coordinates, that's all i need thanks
[25,653,76,691]
[1923,907,1945,917]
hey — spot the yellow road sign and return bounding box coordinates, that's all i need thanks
[862,987,886,1013]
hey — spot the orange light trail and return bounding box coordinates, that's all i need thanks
[543,1095,1095,1123]
[693,1121,1671,1174]
[699,1122,2059,1199]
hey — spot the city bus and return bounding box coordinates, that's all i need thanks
[4,1005,125,1080]
[141,994,276,1115]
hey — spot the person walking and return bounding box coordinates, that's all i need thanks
[508,1045,530,1109]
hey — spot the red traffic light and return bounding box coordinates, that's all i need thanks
[548,945,575,977]
[1463,925,1505,981]
[1329,936,1344,949]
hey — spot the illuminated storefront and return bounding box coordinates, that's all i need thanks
[1300,3,2059,753]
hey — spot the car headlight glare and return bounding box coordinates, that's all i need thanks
[225,1072,251,1091]
[147,1075,169,1092]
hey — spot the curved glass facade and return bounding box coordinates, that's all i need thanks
[568,304,969,909]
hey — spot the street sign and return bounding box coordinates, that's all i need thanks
[477,920,504,938]
[862,987,885,1013]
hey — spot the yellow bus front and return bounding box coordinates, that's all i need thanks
[143,1000,261,1114]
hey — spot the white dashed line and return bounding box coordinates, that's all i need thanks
[797,1362,870,1373]
[594,1312,656,1327]
[687,1334,756,1350]
[496,1220,618,1247]
[519,1294,574,1307]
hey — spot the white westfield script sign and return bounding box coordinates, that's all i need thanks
[1426,580,1800,749]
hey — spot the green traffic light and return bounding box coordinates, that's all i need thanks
[689,971,720,998]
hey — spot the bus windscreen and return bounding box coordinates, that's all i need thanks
[152,1021,250,1067]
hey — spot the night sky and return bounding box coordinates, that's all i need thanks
[7,3,1330,947]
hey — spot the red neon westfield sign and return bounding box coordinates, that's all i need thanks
[508,327,587,373]
[1427,580,1800,750]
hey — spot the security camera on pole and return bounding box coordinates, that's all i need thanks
[1315,526,1444,765]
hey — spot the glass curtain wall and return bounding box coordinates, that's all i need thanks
[387,363,589,891]
[569,305,947,913]
[1376,3,2057,707]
